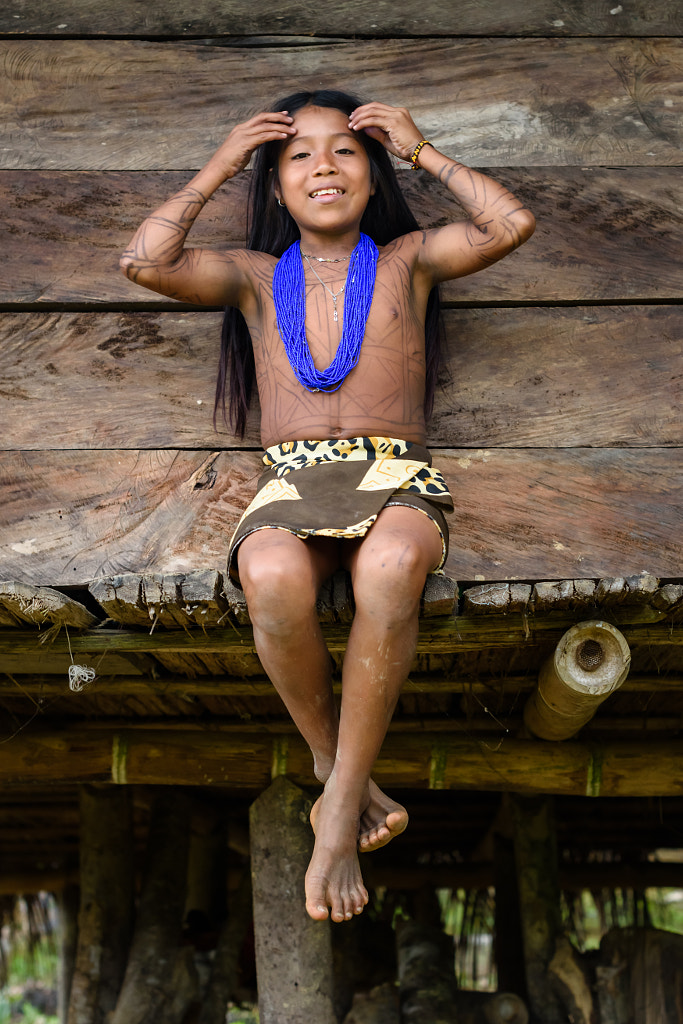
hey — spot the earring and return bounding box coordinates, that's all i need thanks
[277,198,286,208]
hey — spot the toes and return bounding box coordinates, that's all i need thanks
[305,875,330,922]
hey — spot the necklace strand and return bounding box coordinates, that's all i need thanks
[303,254,345,322]
[301,252,351,263]
[273,233,378,393]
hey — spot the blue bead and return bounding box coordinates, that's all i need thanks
[273,233,378,393]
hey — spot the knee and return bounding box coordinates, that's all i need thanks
[239,548,318,627]
[352,537,428,612]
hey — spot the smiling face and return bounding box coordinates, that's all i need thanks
[274,105,375,251]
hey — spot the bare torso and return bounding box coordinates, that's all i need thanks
[237,234,430,448]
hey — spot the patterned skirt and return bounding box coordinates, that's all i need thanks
[227,436,453,587]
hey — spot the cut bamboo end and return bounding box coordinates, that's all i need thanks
[524,620,631,741]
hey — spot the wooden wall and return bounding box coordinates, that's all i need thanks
[1,2,681,585]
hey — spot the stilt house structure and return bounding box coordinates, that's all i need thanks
[1,2,682,1022]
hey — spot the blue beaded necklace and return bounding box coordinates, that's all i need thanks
[272,232,378,393]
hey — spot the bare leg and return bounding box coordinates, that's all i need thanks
[237,529,341,781]
[304,506,443,920]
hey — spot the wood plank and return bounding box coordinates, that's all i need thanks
[0,728,680,795]
[1,448,680,584]
[2,1,680,37]
[3,306,679,449]
[2,39,681,170]
[8,169,683,308]
[3,168,681,306]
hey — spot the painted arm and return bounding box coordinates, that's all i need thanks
[119,111,296,305]
[348,102,536,284]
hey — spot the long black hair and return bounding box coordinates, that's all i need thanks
[215,89,443,437]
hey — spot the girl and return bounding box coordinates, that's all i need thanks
[121,89,535,924]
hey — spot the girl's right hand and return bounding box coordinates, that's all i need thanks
[209,111,296,179]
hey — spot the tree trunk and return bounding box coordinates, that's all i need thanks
[110,789,196,1024]
[67,785,134,1024]
[249,777,336,1024]
[510,794,564,1024]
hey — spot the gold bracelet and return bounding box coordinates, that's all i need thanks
[409,139,433,170]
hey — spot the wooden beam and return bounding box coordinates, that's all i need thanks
[2,40,681,170]
[2,307,681,448]
[1,449,682,584]
[0,728,679,795]
[0,610,676,663]
[1,671,679,698]
[524,621,631,740]
[2,0,680,37]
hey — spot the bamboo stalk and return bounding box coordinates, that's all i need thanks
[524,621,631,740]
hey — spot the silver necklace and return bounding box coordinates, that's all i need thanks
[303,254,346,322]
[301,252,351,263]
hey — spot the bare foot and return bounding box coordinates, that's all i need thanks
[358,779,409,853]
[310,778,408,854]
[305,778,369,923]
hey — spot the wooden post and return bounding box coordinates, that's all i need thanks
[58,883,80,1024]
[67,786,134,1024]
[510,794,564,1024]
[249,777,336,1024]
[524,620,630,740]
[110,790,196,1024]
[492,827,527,998]
[198,868,253,1024]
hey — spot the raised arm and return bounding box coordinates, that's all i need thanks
[119,111,296,305]
[348,102,535,284]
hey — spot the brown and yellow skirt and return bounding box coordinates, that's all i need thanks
[227,436,453,588]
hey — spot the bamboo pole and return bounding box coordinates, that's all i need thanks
[524,620,631,740]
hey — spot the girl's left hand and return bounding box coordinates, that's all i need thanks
[348,102,424,163]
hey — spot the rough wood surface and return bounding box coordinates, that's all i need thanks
[3,167,682,306]
[249,778,336,1024]
[67,786,134,1024]
[110,790,196,1024]
[2,0,681,37]
[511,795,564,1023]
[2,306,681,449]
[0,582,96,628]
[0,728,679,795]
[2,39,682,170]
[1,448,680,584]
[596,928,683,1024]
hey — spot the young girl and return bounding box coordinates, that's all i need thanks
[121,89,535,924]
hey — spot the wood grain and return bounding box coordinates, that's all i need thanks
[1,307,680,449]
[0,448,680,584]
[3,168,682,306]
[2,0,680,37]
[2,39,681,169]
[0,727,680,795]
